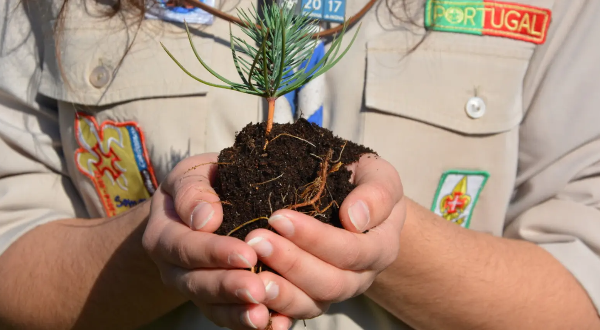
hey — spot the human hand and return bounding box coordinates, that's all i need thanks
[142,153,292,329]
[244,154,406,320]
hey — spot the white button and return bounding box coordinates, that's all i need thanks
[89,66,111,88]
[465,97,486,119]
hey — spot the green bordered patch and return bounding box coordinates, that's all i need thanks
[431,170,489,229]
[425,0,551,44]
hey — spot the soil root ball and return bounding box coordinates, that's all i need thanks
[215,119,375,239]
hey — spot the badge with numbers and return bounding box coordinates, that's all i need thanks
[279,0,346,23]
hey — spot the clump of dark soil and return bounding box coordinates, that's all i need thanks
[215,119,374,240]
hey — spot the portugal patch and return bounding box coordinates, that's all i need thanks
[74,113,158,217]
[431,170,489,229]
[425,0,551,44]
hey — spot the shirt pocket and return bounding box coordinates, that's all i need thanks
[40,16,214,106]
[363,31,536,235]
[365,31,535,135]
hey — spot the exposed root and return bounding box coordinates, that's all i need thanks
[288,149,332,210]
[332,141,347,163]
[329,162,343,173]
[226,217,269,237]
[315,200,338,214]
[250,261,266,274]
[308,199,339,218]
[183,162,231,176]
[263,133,316,150]
[250,260,266,281]
[281,189,289,204]
[250,173,284,187]
[324,141,346,174]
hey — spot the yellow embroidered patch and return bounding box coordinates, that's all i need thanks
[74,113,157,216]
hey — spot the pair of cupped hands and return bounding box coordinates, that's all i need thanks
[143,152,406,330]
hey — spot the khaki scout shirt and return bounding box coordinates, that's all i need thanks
[1,0,599,329]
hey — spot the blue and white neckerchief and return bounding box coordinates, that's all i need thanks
[274,41,325,127]
[145,0,215,25]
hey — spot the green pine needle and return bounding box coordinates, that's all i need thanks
[163,2,360,99]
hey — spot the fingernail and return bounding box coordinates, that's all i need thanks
[228,253,253,268]
[265,281,279,301]
[348,200,370,231]
[268,214,294,237]
[190,202,214,230]
[240,310,257,329]
[247,237,273,257]
[235,289,259,304]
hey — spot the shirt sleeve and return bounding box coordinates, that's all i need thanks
[0,0,87,255]
[505,1,600,313]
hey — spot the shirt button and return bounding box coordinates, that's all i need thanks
[89,66,111,88]
[465,97,486,119]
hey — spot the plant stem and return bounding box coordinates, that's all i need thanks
[266,98,276,135]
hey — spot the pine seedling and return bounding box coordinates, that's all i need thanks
[161,2,360,135]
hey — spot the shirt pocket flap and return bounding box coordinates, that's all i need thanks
[366,31,535,134]
[40,18,213,106]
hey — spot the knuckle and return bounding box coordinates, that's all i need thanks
[379,251,396,269]
[355,275,376,296]
[338,235,362,270]
[180,272,199,296]
[278,254,304,277]
[218,270,239,297]
[207,236,228,266]
[276,291,296,315]
[160,231,192,266]
[369,184,394,220]
[316,276,346,302]
[375,184,394,208]
[143,227,169,261]
[371,228,399,269]
[173,237,192,266]
[274,287,326,320]
[300,226,321,248]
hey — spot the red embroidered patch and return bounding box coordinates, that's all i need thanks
[425,0,552,44]
[482,1,551,44]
